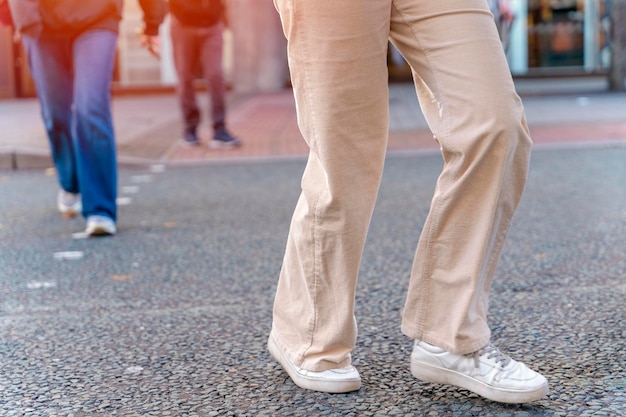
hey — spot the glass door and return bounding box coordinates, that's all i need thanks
[527,0,585,68]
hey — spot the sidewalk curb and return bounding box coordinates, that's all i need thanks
[0,148,51,170]
[4,136,626,171]
[0,148,172,170]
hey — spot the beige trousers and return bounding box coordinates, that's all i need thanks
[271,0,532,372]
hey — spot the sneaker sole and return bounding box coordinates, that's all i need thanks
[209,140,241,149]
[410,359,549,404]
[268,335,361,394]
[86,225,116,237]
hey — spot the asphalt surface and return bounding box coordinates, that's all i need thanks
[1,144,625,416]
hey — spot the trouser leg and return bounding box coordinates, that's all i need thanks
[199,22,226,131]
[72,30,118,221]
[390,0,532,354]
[271,0,391,372]
[171,17,201,134]
[23,35,77,194]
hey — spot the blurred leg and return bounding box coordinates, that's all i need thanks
[199,22,226,131]
[23,35,77,194]
[72,30,118,221]
[171,17,202,135]
[390,0,532,354]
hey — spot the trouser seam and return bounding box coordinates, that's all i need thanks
[392,0,452,340]
[292,0,321,361]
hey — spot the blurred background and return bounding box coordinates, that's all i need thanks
[0,0,625,99]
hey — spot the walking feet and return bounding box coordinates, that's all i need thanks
[180,128,242,149]
[210,128,241,149]
[268,336,548,403]
[57,190,116,237]
[267,334,362,393]
[182,129,200,146]
[85,215,117,237]
[410,341,549,404]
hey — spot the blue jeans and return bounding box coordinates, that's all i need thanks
[23,30,118,222]
[170,17,226,133]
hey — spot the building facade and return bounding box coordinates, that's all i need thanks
[0,0,622,98]
[0,0,289,98]
[390,0,616,79]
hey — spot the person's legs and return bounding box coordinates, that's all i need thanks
[72,30,118,223]
[22,35,77,195]
[271,0,391,374]
[170,17,202,141]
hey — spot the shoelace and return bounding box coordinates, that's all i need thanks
[467,343,512,368]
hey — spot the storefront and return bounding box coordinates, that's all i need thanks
[389,0,613,80]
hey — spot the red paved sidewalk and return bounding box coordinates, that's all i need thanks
[2,81,625,170]
[164,90,626,164]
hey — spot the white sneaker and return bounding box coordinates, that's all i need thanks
[85,215,116,237]
[411,341,548,403]
[57,190,81,218]
[268,334,361,393]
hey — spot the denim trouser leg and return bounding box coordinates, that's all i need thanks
[72,31,118,221]
[24,31,118,221]
[271,0,531,371]
[23,35,77,194]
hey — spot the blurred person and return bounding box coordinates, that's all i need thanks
[168,0,241,148]
[488,0,515,50]
[8,0,165,236]
[268,0,549,404]
[0,0,13,28]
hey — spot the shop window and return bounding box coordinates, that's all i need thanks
[528,0,585,68]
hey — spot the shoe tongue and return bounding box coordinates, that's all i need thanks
[479,344,511,367]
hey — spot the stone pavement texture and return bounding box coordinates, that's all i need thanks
[0,147,624,416]
[1,78,625,416]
